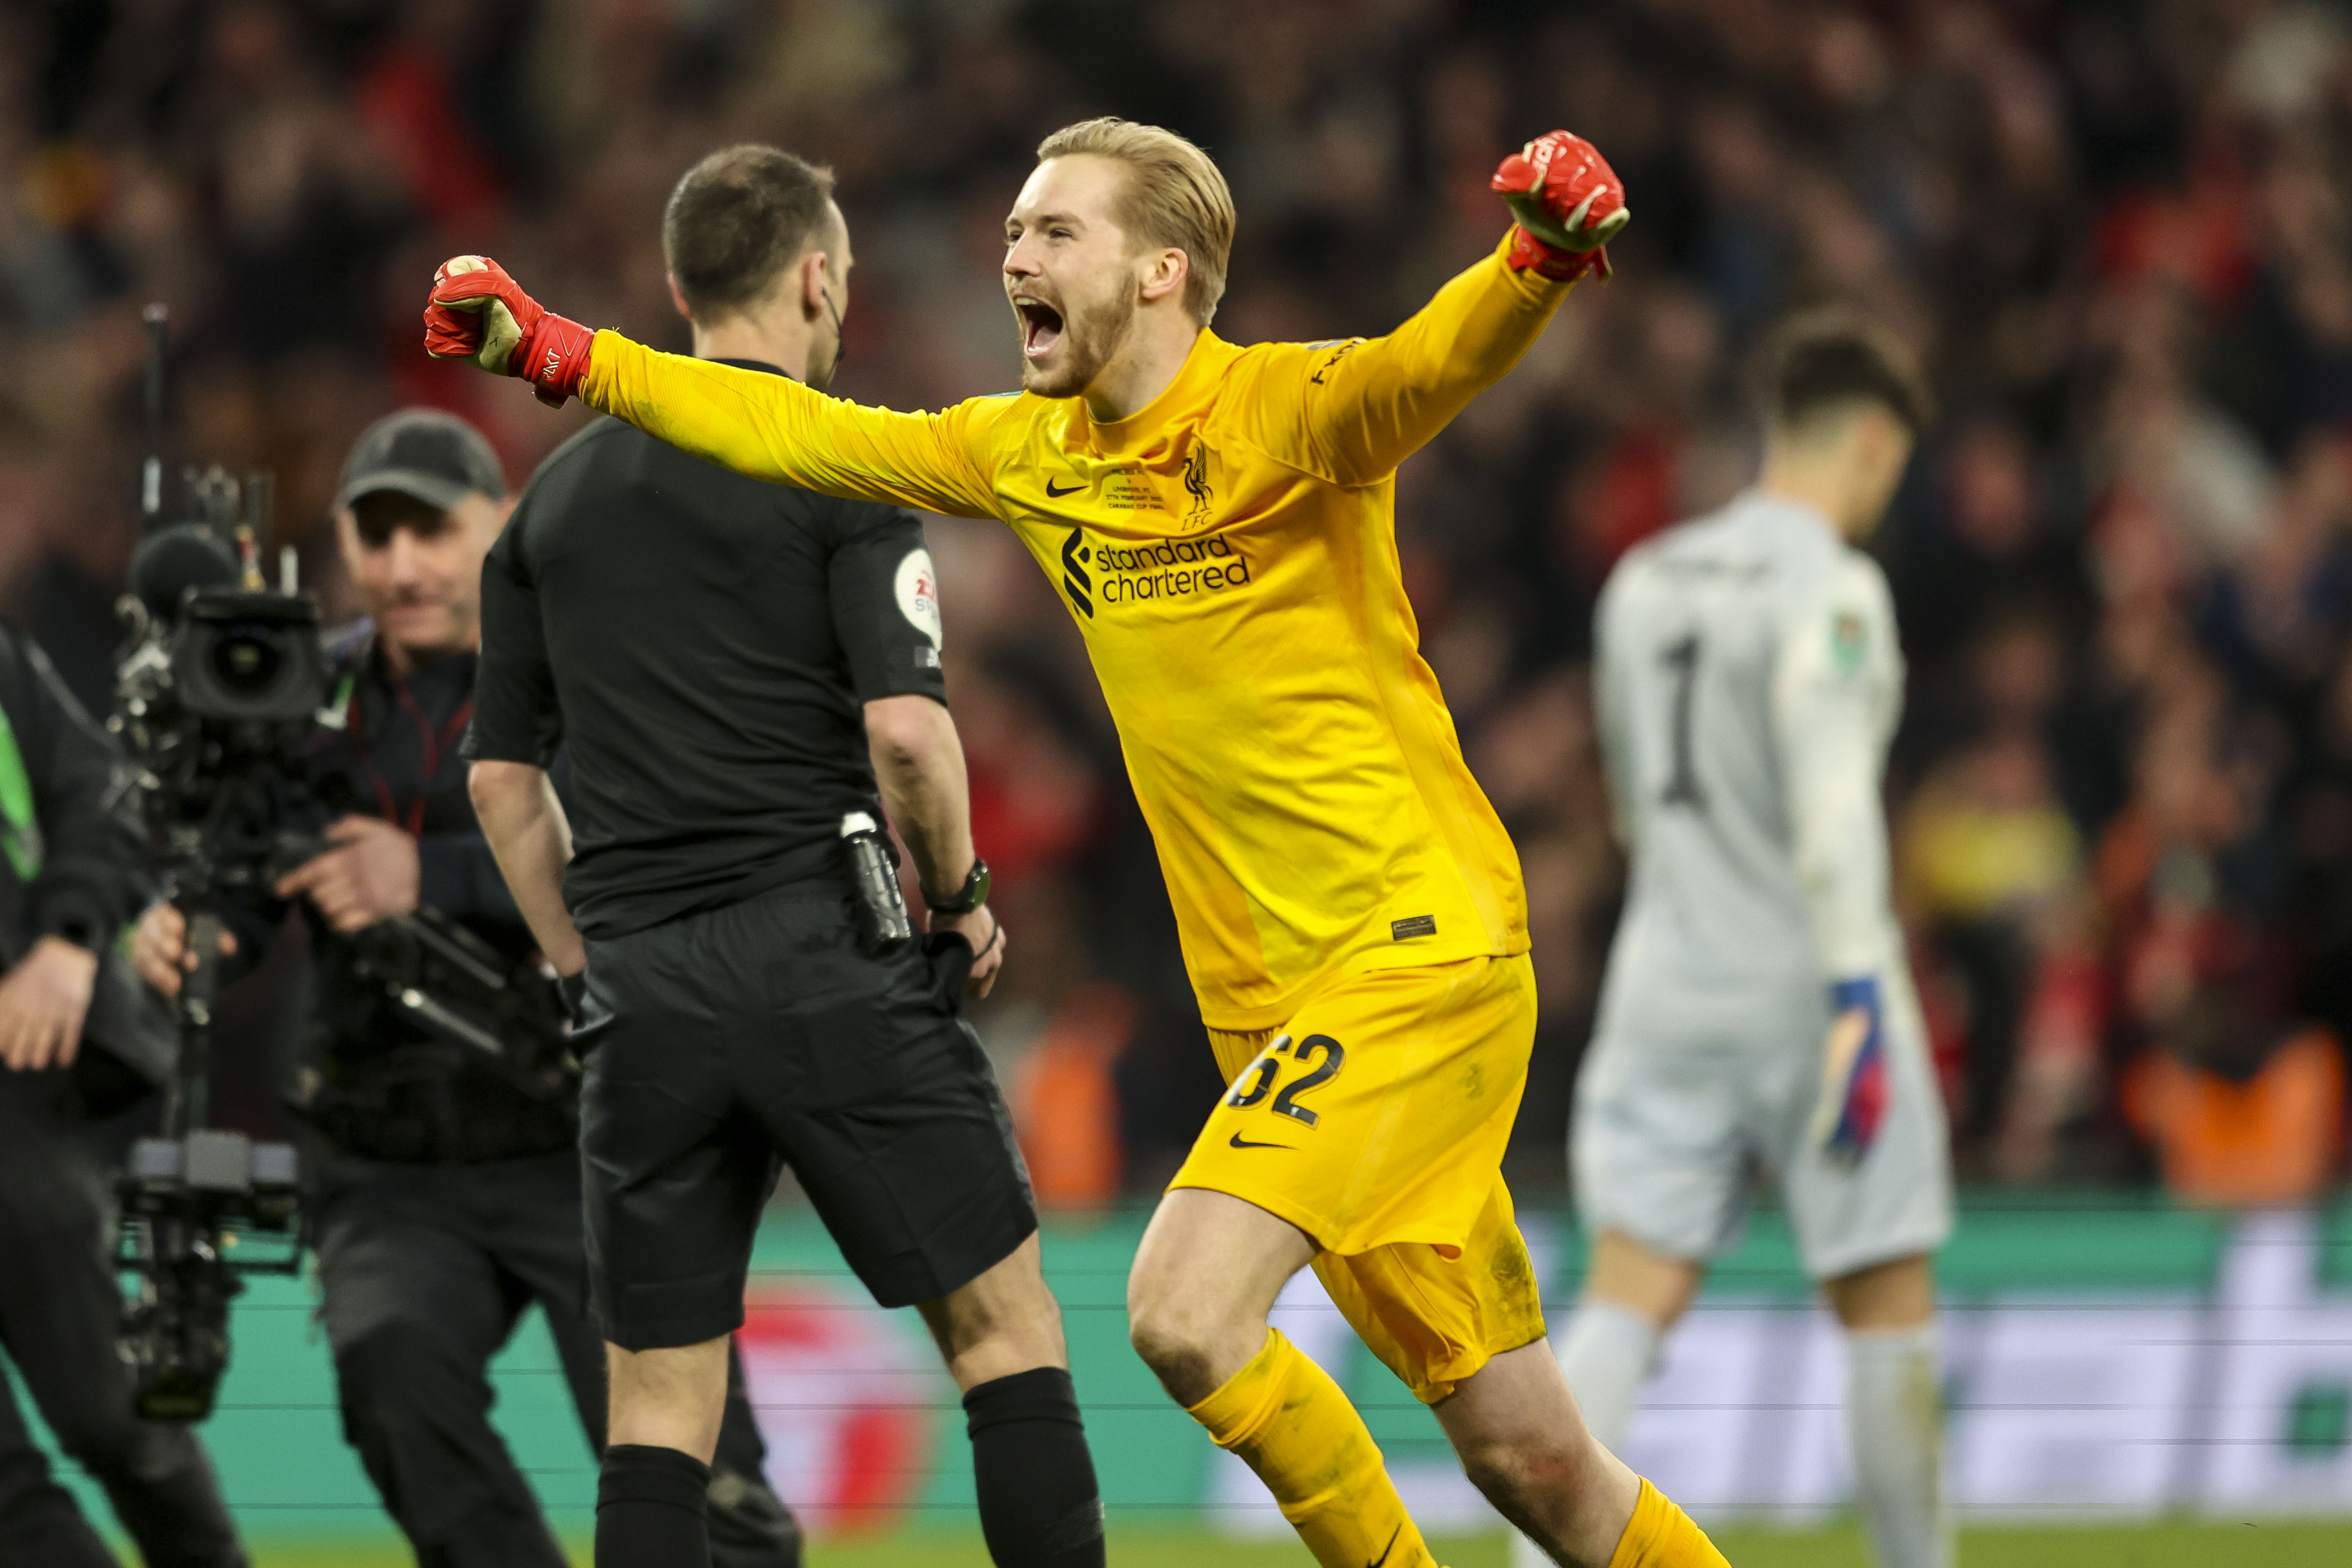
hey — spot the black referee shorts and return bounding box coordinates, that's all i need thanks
[575,886,1037,1350]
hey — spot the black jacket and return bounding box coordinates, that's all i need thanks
[222,623,571,1162]
[0,625,145,960]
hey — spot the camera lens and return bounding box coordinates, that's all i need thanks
[210,625,282,694]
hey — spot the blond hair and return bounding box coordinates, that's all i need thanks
[1036,118,1235,325]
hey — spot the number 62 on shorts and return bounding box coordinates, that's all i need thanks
[1170,955,1537,1260]
[1224,1033,1347,1128]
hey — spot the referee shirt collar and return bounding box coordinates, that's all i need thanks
[712,357,791,381]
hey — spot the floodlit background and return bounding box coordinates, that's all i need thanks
[0,0,2349,1561]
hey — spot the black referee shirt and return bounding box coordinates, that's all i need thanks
[465,359,948,939]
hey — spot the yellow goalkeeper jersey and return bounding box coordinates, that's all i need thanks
[582,234,1574,1028]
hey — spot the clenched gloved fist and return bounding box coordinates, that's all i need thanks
[1491,131,1631,284]
[423,256,594,407]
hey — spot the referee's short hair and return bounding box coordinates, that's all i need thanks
[1761,308,1934,439]
[663,145,838,322]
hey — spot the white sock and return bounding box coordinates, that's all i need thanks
[1844,1322,1952,1568]
[1555,1297,1659,1453]
[1508,1300,1660,1568]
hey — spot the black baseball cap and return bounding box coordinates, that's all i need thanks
[336,407,507,514]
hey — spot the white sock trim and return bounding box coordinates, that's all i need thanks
[1557,1297,1662,1455]
[1843,1319,1950,1568]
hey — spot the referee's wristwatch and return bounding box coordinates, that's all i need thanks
[925,858,992,915]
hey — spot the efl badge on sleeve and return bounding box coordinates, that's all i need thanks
[1830,609,1867,674]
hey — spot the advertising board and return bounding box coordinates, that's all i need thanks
[12,1201,2347,1540]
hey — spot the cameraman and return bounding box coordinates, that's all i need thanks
[0,623,246,1568]
[131,410,799,1568]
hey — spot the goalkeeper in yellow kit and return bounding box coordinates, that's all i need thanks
[424,120,1727,1568]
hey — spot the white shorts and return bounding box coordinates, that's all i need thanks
[1571,972,1954,1282]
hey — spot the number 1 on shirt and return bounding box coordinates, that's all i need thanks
[1660,632,1705,810]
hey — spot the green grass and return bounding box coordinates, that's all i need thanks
[1698,1522,2352,1568]
[246,1521,2352,1567]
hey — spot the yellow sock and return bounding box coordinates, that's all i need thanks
[1187,1328,1436,1568]
[1607,1477,1730,1568]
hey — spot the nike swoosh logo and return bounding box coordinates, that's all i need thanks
[1045,479,1086,497]
[1228,1132,1291,1150]
[1368,1525,1401,1568]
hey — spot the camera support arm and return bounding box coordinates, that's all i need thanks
[163,906,221,1136]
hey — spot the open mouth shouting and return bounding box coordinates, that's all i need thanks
[1013,294,1064,361]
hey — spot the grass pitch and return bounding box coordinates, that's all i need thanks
[251,1520,2352,1566]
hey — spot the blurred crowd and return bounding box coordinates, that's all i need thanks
[6,0,2352,1204]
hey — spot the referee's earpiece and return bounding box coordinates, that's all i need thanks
[820,285,846,384]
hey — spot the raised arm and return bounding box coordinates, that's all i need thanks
[1272,239,1577,486]
[1249,130,1628,486]
[423,255,1005,520]
[586,335,1002,518]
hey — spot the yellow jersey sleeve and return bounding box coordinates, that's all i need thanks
[581,332,1008,519]
[1240,232,1574,487]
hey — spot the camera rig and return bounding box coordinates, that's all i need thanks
[108,304,321,1420]
[105,307,580,1417]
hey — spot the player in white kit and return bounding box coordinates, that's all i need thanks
[1514,313,1953,1568]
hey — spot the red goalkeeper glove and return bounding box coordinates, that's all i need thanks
[423,256,594,407]
[1491,131,1630,283]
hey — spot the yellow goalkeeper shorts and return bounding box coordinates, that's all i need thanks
[1170,953,1546,1402]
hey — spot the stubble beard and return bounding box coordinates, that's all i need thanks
[1020,286,1136,401]
[383,606,470,664]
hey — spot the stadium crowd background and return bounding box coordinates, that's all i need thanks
[3,0,2349,1209]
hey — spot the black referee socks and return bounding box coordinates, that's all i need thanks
[963,1366,1106,1568]
[597,1443,710,1568]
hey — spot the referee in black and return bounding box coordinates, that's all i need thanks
[466,146,1104,1568]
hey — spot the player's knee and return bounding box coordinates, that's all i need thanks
[1455,1426,1593,1518]
[1123,1282,1195,1369]
[1125,1291,1227,1404]
[1458,1436,1534,1502]
[1127,1229,1275,1403]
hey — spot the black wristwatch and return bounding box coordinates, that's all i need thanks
[925,857,992,915]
